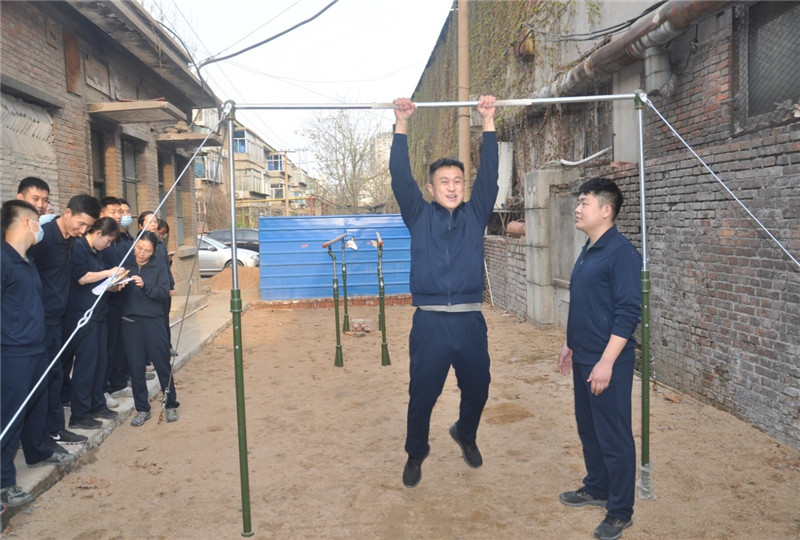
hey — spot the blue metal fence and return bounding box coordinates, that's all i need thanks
[258,214,411,301]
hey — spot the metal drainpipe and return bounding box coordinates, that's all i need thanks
[530,0,735,101]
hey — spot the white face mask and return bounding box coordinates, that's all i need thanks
[39,213,57,225]
[29,219,44,244]
[120,215,133,227]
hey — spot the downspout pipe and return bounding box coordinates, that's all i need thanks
[530,0,735,100]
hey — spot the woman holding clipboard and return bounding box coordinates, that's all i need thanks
[62,217,124,430]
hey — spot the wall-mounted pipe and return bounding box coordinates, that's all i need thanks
[530,0,734,100]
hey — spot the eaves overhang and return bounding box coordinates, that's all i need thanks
[65,0,219,109]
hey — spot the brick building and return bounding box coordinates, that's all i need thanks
[1,0,221,296]
[410,1,799,448]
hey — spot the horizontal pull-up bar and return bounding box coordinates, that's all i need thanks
[235,93,640,111]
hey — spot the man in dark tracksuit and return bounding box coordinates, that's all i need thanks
[557,178,642,540]
[1,200,76,508]
[28,193,100,447]
[390,95,498,488]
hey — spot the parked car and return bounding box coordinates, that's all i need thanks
[206,228,260,254]
[197,235,259,277]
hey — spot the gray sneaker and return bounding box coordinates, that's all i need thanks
[130,411,151,427]
[0,485,33,507]
[104,392,119,408]
[110,387,132,398]
[559,488,608,507]
[594,515,632,540]
[165,408,179,423]
[29,450,77,468]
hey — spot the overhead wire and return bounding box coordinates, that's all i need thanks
[197,0,341,69]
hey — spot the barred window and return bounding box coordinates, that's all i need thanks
[735,2,800,132]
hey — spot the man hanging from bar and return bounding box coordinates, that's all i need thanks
[390,95,497,488]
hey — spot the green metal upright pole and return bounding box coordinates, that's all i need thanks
[341,239,350,333]
[225,102,254,536]
[323,233,346,367]
[376,232,390,366]
[635,90,654,499]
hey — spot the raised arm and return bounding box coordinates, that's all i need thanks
[390,97,425,225]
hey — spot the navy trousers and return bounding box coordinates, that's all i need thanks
[572,351,636,522]
[121,316,178,413]
[405,309,490,458]
[1,352,54,487]
[43,321,65,434]
[61,317,104,421]
[105,303,129,393]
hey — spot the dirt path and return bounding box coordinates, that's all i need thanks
[5,302,800,539]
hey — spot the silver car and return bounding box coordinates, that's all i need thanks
[197,235,259,277]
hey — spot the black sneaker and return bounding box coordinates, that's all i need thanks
[91,407,119,420]
[594,515,632,540]
[402,453,428,488]
[49,442,70,455]
[68,417,103,430]
[559,488,608,507]
[449,422,482,468]
[50,429,88,444]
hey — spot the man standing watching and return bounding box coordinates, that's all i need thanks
[28,192,101,447]
[390,95,497,488]
[1,200,76,508]
[16,177,50,216]
[557,178,642,540]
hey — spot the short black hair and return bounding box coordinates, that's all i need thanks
[137,211,155,229]
[428,158,465,184]
[157,218,169,232]
[118,198,130,207]
[100,196,121,209]
[86,216,120,239]
[137,230,159,252]
[578,177,623,220]
[2,199,39,232]
[17,177,50,195]
[66,194,101,219]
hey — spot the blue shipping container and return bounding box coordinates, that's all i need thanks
[258,214,411,301]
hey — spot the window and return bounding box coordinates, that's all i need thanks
[122,140,138,216]
[157,154,167,219]
[194,156,206,179]
[233,129,247,153]
[91,130,106,199]
[270,183,284,199]
[735,2,800,132]
[267,153,284,172]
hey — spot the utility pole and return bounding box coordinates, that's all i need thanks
[283,150,289,216]
[457,0,471,197]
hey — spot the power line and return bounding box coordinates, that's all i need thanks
[197,0,341,69]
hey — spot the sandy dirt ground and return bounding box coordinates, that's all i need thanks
[4,273,800,539]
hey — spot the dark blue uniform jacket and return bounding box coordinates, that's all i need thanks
[1,241,46,357]
[65,236,110,322]
[121,257,170,320]
[390,132,498,306]
[27,218,72,323]
[566,225,642,365]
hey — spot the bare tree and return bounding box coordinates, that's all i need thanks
[303,110,394,214]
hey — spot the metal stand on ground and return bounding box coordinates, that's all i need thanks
[376,232,390,366]
[341,238,350,333]
[323,233,346,367]
[225,101,254,537]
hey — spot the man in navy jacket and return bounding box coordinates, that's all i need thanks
[390,95,497,488]
[1,200,77,508]
[557,178,642,540]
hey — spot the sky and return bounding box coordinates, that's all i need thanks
[142,0,455,174]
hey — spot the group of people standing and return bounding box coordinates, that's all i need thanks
[1,178,180,509]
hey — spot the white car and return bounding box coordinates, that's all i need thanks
[197,235,259,277]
